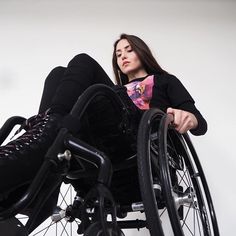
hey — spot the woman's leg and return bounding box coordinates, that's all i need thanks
[38,66,66,114]
[50,53,114,115]
[0,53,114,198]
[39,53,114,115]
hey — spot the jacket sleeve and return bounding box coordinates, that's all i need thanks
[152,73,207,136]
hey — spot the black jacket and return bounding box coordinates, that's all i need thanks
[125,72,207,136]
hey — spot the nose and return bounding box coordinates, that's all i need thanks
[121,51,127,60]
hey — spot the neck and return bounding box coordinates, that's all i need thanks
[128,70,148,82]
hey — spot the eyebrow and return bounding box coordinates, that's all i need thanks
[116,45,131,53]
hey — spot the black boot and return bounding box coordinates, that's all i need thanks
[0,110,62,200]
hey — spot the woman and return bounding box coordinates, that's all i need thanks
[113,34,206,135]
[0,33,207,203]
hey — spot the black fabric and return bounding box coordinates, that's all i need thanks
[61,113,82,134]
[49,53,114,115]
[150,73,207,135]
[76,93,138,162]
[38,66,66,114]
[39,54,206,135]
[0,112,61,197]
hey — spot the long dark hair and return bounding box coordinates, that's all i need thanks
[112,33,167,85]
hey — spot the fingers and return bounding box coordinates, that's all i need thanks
[166,108,198,133]
[177,115,195,133]
[166,107,174,114]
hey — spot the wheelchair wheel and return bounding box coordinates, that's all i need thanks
[137,109,220,236]
[17,183,80,236]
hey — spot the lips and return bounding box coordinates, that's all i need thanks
[122,61,130,67]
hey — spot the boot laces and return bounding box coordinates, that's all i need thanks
[0,112,50,156]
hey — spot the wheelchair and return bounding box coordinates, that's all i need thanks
[0,84,220,236]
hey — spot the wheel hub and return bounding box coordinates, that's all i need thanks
[173,187,198,209]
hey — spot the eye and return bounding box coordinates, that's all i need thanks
[116,53,122,58]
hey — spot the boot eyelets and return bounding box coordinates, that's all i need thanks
[0,112,60,158]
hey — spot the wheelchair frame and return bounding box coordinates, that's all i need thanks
[0,84,220,236]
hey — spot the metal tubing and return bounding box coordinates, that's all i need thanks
[65,135,113,186]
[0,160,52,220]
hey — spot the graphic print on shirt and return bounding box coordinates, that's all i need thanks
[125,75,154,110]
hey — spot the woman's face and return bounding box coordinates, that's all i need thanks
[115,39,147,81]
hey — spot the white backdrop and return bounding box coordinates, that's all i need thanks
[0,0,235,235]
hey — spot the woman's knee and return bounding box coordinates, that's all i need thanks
[44,66,66,84]
[68,53,98,67]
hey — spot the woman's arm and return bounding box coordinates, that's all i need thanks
[166,75,207,135]
[166,107,198,134]
[151,73,207,135]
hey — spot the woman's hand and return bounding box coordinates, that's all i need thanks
[166,108,198,134]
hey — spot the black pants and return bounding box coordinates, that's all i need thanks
[39,54,142,206]
[38,53,114,115]
[0,54,140,202]
[39,53,139,157]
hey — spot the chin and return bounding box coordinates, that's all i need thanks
[123,68,135,76]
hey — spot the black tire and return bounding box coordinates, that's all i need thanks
[137,109,165,236]
[17,183,80,236]
[137,109,220,236]
[158,112,220,236]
